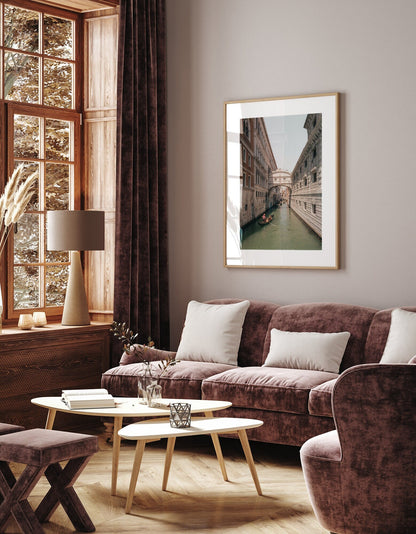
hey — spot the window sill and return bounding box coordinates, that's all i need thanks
[0,321,111,337]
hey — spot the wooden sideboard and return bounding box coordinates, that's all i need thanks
[0,322,111,430]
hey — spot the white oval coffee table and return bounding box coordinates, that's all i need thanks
[31,397,231,495]
[119,416,264,513]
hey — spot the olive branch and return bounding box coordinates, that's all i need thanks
[110,321,177,376]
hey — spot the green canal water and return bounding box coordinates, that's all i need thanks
[241,205,322,250]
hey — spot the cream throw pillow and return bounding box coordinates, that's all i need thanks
[176,300,250,366]
[380,308,416,364]
[263,328,350,374]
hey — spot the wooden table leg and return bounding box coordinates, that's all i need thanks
[237,429,262,495]
[45,409,56,430]
[162,436,176,491]
[111,416,123,496]
[125,440,146,514]
[205,411,228,481]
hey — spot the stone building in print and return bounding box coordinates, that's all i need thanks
[290,113,322,237]
[240,118,277,227]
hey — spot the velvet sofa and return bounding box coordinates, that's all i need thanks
[102,299,415,447]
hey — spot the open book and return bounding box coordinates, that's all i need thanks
[62,388,115,409]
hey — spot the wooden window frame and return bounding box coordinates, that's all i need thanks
[6,103,81,320]
[1,0,83,324]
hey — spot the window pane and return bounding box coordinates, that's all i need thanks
[14,265,39,309]
[4,52,39,103]
[14,213,39,263]
[44,60,72,108]
[44,15,73,59]
[4,5,39,52]
[46,119,70,161]
[46,250,69,263]
[14,161,40,210]
[14,115,40,159]
[45,163,70,210]
[46,265,69,307]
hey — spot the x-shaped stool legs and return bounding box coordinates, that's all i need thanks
[0,456,95,534]
[37,456,95,532]
[0,461,45,534]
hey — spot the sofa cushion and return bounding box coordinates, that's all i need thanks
[102,361,235,400]
[119,345,177,366]
[380,308,416,364]
[263,303,377,372]
[364,306,416,363]
[176,300,250,365]
[263,329,350,374]
[201,367,338,415]
[308,378,337,417]
[206,299,280,367]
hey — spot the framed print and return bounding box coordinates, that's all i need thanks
[224,93,339,269]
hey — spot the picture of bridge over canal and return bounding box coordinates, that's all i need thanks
[239,113,322,251]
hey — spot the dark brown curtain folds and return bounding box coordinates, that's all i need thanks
[113,0,169,365]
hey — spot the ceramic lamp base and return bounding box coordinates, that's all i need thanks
[62,251,90,326]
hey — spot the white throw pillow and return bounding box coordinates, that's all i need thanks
[380,308,416,364]
[176,300,250,366]
[263,328,350,374]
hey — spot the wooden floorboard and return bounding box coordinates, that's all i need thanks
[3,429,327,533]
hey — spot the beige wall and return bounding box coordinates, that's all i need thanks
[166,0,416,347]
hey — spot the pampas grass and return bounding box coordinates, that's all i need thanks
[0,165,38,257]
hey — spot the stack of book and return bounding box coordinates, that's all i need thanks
[61,388,116,409]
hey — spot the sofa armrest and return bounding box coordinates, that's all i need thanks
[119,344,177,365]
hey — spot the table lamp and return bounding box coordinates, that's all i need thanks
[47,210,105,326]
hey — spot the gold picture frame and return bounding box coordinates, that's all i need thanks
[224,93,339,269]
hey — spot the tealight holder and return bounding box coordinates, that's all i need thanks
[18,314,34,330]
[33,311,47,327]
[170,402,191,428]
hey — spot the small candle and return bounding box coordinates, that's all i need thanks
[18,314,34,330]
[33,311,47,327]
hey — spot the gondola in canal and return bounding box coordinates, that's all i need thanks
[258,213,274,226]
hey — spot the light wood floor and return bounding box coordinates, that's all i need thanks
[4,428,327,533]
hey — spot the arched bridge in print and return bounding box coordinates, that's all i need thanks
[268,170,292,201]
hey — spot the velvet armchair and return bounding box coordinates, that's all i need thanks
[300,363,416,534]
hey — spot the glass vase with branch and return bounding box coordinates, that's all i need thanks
[110,321,177,404]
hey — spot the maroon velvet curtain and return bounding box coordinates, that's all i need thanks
[113,0,169,365]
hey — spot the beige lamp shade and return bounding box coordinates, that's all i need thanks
[46,210,105,326]
[47,210,105,251]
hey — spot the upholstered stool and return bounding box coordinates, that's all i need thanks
[0,423,25,435]
[0,428,98,533]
